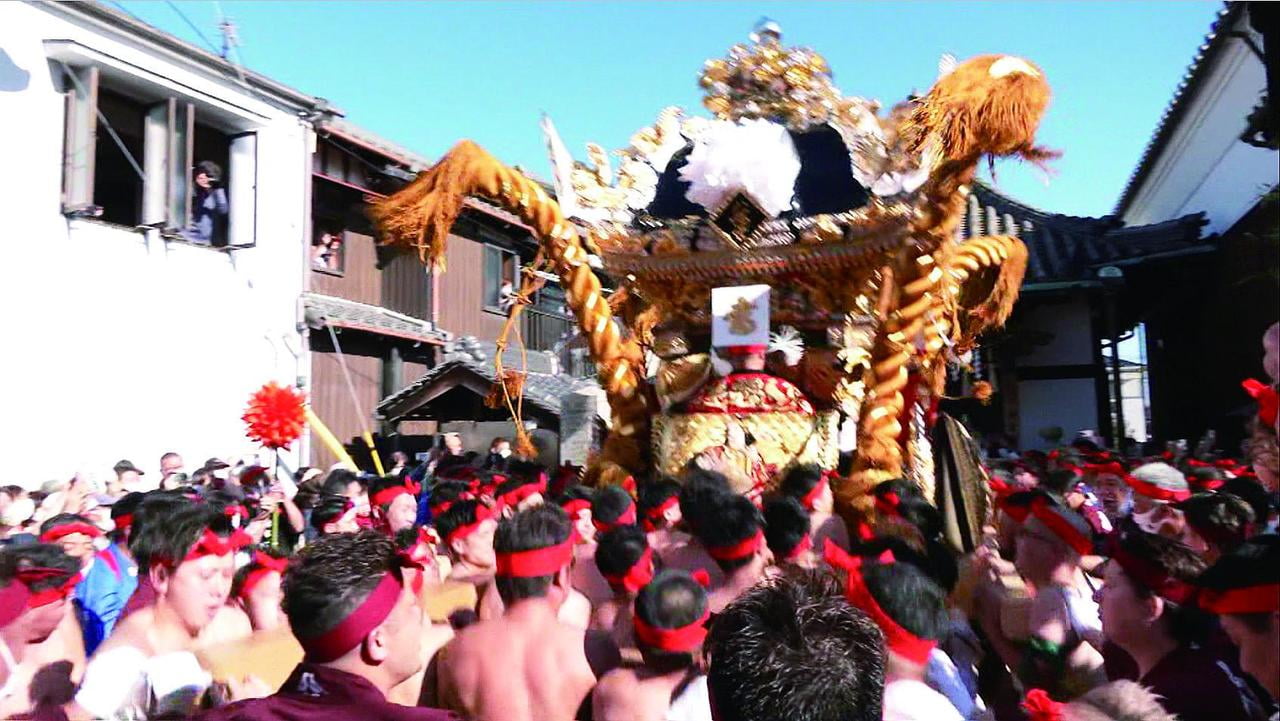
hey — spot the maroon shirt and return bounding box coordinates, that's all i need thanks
[119,574,156,620]
[1140,645,1269,721]
[198,664,460,721]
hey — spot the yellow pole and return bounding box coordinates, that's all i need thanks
[305,406,359,470]
[362,431,386,476]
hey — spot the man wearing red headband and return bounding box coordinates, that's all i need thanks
[1176,493,1255,563]
[1097,528,1268,721]
[369,476,422,536]
[1126,463,1191,538]
[433,500,501,619]
[231,548,289,633]
[763,498,818,569]
[433,505,620,721]
[0,543,81,719]
[310,494,361,537]
[593,570,713,721]
[73,504,252,719]
[1085,462,1133,525]
[779,465,849,553]
[591,525,655,653]
[1198,534,1280,700]
[202,531,457,720]
[695,494,770,613]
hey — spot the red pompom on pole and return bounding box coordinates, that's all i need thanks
[243,382,308,450]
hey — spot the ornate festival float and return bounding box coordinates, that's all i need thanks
[372,22,1054,523]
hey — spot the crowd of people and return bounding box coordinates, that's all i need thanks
[0,431,1276,721]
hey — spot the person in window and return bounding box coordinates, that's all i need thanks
[187,160,229,246]
[312,230,343,271]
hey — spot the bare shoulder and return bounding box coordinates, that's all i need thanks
[595,665,641,696]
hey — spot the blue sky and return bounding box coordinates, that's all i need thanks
[114,1,1219,218]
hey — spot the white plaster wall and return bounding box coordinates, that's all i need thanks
[1121,16,1278,235]
[1018,297,1096,367]
[1017,379,1100,451]
[0,4,310,488]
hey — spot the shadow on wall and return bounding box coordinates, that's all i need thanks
[0,48,30,92]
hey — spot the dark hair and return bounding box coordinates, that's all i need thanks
[637,478,681,528]
[1039,469,1079,499]
[861,561,948,642]
[1178,493,1254,552]
[779,465,826,504]
[634,570,707,669]
[126,492,197,569]
[871,478,925,505]
[434,499,487,550]
[0,543,80,591]
[706,569,884,721]
[369,475,414,510]
[310,494,353,532]
[594,525,650,583]
[592,485,635,527]
[282,530,399,641]
[857,534,958,594]
[428,481,472,511]
[1185,466,1227,491]
[1198,534,1280,632]
[38,513,94,538]
[231,545,289,599]
[763,497,810,560]
[109,492,146,543]
[1220,477,1271,533]
[493,504,572,605]
[195,160,222,182]
[679,469,732,536]
[694,494,762,572]
[321,469,362,497]
[556,484,594,507]
[130,503,231,570]
[505,459,546,484]
[1115,528,1210,645]
[494,475,541,501]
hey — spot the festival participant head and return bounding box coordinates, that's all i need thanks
[492,504,574,607]
[1220,476,1272,536]
[390,451,410,469]
[113,459,145,494]
[311,493,360,536]
[780,465,834,514]
[694,494,769,574]
[706,569,884,721]
[1022,680,1178,721]
[435,499,498,569]
[428,481,473,518]
[1014,495,1093,587]
[591,485,637,534]
[633,570,708,671]
[763,497,814,567]
[0,543,81,644]
[108,492,145,549]
[1197,534,1280,698]
[1175,493,1254,562]
[283,530,425,688]
[134,503,247,637]
[1126,462,1190,517]
[1185,466,1227,494]
[38,513,102,567]
[859,559,947,679]
[489,437,511,458]
[1087,462,1133,521]
[443,432,463,455]
[159,452,185,480]
[1097,526,1209,659]
[557,485,596,543]
[494,473,547,515]
[322,469,367,507]
[678,467,732,537]
[595,525,654,598]
[232,546,289,632]
[368,475,420,534]
[637,478,682,532]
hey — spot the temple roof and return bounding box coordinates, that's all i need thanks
[959,183,1209,288]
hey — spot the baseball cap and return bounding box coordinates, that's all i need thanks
[202,458,231,472]
[113,459,144,475]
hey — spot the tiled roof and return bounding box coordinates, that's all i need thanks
[302,293,450,344]
[376,339,598,423]
[1113,2,1243,215]
[960,183,1208,286]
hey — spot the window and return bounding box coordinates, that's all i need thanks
[312,220,346,275]
[483,244,519,312]
[55,60,257,248]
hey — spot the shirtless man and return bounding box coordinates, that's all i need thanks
[432,500,499,619]
[593,570,712,721]
[0,543,83,719]
[637,479,684,550]
[763,498,817,570]
[560,487,614,609]
[592,525,655,654]
[433,504,621,721]
[694,494,771,613]
[778,465,849,553]
[659,471,732,589]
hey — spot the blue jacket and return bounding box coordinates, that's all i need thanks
[75,543,138,655]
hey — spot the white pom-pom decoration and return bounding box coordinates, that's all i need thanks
[680,119,801,217]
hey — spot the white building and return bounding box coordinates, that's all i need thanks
[0,1,336,486]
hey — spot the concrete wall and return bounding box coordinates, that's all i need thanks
[0,4,310,487]
[1013,296,1102,449]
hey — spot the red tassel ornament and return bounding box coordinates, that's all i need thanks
[243,382,308,449]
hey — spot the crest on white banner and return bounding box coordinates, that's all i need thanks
[711,284,770,349]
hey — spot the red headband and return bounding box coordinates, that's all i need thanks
[404,526,440,567]
[113,513,134,534]
[1242,378,1278,427]
[874,490,902,518]
[1198,583,1280,614]
[634,606,710,653]
[224,505,250,525]
[497,477,547,510]
[1109,542,1197,605]
[1085,461,1126,477]
[1021,689,1064,721]
[17,568,82,608]
[593,500,637,534]
[39,522,102,544]
[602,546,655,595]
[445,504,494,545]
[801,476,830,512]
[1124,474,1190,503]
[315,499,356,527]
[1029,498,1093,556]
[494,536,574,578]
[165,528,253,566]
[561,499,591,518]
[783,533,813,561]
[835,548,936,665]
[298,569,411,662]
[706,530,764,562]
[372,480,421,509]
[239,551,288,599]
[642,496,679,532]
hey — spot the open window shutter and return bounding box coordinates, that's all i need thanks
[60,65,98,212]
[142,98,174,226]
[166,101,194,231]
[227,132,258,247]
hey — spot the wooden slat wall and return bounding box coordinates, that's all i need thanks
[311,231,381,306]
[310,350,382,468]
[380,251,431,319]
[435,234,507,340]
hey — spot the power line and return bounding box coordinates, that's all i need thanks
[163,0,221,57]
